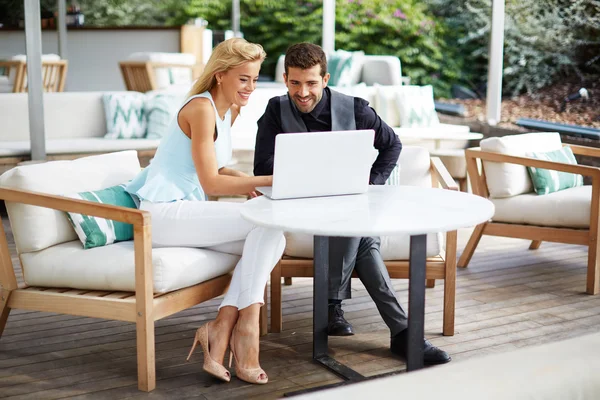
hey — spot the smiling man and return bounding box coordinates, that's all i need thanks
[253,42,451,365]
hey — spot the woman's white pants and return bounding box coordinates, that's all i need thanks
[140,200,285,311]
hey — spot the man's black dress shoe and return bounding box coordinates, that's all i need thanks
[327,303,354,336]
[390,329,451,365]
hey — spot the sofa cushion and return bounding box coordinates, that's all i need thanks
[527,146,583,195]
[491,185,591,228]
[398,146,432,187]
[20,241,239,293]
[0,151,141,253]
[373,84,401,127]
[327,50,365,87]
[144,93,182,139]
[103,93,147,139]
[284,232,444,260]
[66,184,137,249]
[480,132,563,198]
[0,92,111,141]
[396,85,440,128]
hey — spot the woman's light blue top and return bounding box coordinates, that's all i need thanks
[126,91,232,202]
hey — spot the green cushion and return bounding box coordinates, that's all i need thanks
[66,184,137,249]
[144,93,181,139]
[526,147,583,195]
[103,93,147,139]
[328,50,364,86]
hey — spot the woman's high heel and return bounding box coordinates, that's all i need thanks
[228,325,268,385]
[186,322,231,382]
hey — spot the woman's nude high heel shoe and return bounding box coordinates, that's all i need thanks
[186,323,231,382]
[228,326,268,385]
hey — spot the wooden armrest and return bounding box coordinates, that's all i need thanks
[565,144,600,158]
[430,157,459,191]
[0,187,149,226]
[465,148,600,179]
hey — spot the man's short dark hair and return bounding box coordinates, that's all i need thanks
[284,43,327,77]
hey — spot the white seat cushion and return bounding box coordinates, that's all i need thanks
[481,132,563,198]
[492,185,591,228]
[20,241,239,293]
[284,232,443,260]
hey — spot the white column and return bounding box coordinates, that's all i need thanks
[57,0,68,60]
[24,0,46,160]
[232,0,241,37]
[322,0,335,53]
[486,0,505,126]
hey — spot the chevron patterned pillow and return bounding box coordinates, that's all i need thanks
[526,146,584,195]
[103,93,147,139]
[395,85,440,128]
[65,184,138,249]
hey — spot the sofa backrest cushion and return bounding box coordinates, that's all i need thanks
[0,92,136,141]
[398,146,431,187]
[0,151,141,254]
[480,132,563,198]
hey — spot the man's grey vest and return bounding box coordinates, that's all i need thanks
[279,89,356,133]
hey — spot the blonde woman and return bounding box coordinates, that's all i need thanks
[126,38,284,385]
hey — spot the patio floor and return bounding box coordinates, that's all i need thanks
[0,215,596,399]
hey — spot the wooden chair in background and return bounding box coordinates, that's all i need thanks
[0,59,68,93]
[458,132,600,295]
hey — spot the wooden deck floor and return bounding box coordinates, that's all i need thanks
[0,215,596,399]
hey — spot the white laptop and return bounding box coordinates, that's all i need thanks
[256,129,375,200]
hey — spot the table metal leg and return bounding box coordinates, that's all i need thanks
[313,235,329,358]
[312,235,364,380]
[407,234,427,371]
[286,234,426,396]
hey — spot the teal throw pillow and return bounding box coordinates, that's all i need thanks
[144,93,182,139]
[65,184,137,249]
[103,93,147,139]
[526,147,583,195]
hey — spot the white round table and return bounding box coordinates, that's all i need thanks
[241,186,494,382]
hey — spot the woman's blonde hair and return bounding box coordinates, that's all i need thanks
[188,38,266,97]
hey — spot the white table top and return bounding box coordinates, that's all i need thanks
[394,129,484,142]
[241,186,494,237]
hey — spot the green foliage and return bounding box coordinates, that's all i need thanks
[163,0,322,82]
[77,0,169,27]
[427,0,600,96]
[162,0,461,97]
[334,0,462,97]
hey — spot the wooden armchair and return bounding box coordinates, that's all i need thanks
[270,146,460,336]
[119,61,202,93]
[0,59,68,93]
[0,151,240,392]
[458,132,600,295]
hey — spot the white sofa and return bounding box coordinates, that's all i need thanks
[0,92,161,173]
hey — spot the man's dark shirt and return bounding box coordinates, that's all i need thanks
[253,87,402,185]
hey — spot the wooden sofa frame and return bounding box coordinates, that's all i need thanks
[458,144,600,295]
[0,187,238,392]
[270,157,460,337]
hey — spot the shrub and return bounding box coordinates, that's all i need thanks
[163,0,463,97]
[427,0,600,97]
